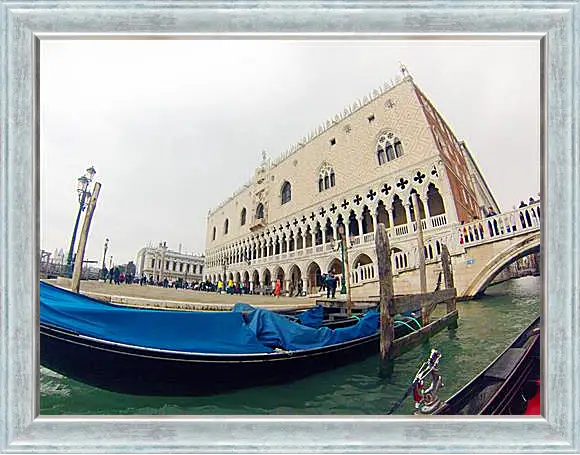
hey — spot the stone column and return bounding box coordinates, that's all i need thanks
[387,209,394,230]
[405,204,414,232]
[423,191,432,218]
[368,213,375,234]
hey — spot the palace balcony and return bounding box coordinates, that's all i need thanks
[249,217,267,231]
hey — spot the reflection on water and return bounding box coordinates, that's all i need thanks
[40,276,540,415]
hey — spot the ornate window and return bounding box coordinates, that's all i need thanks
[256,203,264,220]
[377,133,404,165]
[318,163,336,192]
[281,181,292,205]
[240,208,247,226]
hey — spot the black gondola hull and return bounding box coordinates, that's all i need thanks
[41,323,382,396]
[433,316,540,415]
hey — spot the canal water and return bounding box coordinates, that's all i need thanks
[40,276,540,415]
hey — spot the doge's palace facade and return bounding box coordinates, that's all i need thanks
[204,71,494,297]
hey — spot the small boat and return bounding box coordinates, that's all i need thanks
[411,316,540,415]
[40,282,421,396]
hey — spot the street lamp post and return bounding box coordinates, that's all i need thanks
[66,166,96,277]
[221,257,229,293]
[101,238,109,280]
[337,225,353,316]
[338,226,347,295]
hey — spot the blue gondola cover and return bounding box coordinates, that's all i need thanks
[40,282,272,354]
[41,282,379,354]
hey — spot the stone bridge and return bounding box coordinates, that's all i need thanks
[384,202,541,300]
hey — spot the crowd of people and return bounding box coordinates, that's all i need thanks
[102,268,347,300]
[318,272,338,299]
[102,267,135,285]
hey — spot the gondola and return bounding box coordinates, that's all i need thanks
[40,281,419,396]
[412,316,540,415]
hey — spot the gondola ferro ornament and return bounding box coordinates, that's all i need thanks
[412,349,444,414]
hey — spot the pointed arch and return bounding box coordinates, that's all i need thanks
[409,189,426,221]
[326,257,343,276]
[296,228,304,250]
[318,163,336,192]
[427,183,446,216]
[256,203,265,220]
[361,205,374,234]
[306,261,322,294]
[348,210,359,236]
[394,137,404,157]
[305,225,313,248]
[314,222,323,245]
[352,253,373,268]
[376,132,404,165]
[325,218,334,243]
[288,264,303,296]
[281,181,292,205]
[392,195,407,226]
[262,268,272,286]
[376,200,390,228]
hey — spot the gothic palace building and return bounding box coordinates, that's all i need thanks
[204,70,498,297]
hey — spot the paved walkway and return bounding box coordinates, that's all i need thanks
[45,278,321,311]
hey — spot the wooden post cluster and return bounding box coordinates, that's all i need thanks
[441,244,458,328]
[71,182,101,293]
[375,223,394,375]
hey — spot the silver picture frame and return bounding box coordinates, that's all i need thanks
[1,1,578,452]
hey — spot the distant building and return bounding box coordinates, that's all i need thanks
[136,242,205,283]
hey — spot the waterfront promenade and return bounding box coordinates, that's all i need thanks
[43,278,317,311]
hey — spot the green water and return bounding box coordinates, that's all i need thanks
[40,276,540,415]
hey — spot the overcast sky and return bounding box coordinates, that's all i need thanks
[40,40,539,266]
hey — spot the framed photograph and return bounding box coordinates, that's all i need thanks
[1,1,579,453]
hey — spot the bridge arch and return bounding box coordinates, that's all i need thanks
[463,232,540,298]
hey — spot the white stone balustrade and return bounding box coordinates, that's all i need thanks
[208,205,540,276]
[351,263,376,285]
[460,202,540,248]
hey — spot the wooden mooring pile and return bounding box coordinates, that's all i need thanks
[317,222,459,375]
[376,222,458,373]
